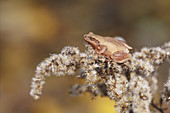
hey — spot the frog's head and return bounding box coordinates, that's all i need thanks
[84,32,100,49]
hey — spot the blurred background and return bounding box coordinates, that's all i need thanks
[0,0,170,113]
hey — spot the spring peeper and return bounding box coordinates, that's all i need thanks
[84,32,132,63]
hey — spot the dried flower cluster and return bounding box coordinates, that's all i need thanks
[30,34,170,113]
[161,77,170,104]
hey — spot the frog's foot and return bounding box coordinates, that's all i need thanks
[111,51,131,63]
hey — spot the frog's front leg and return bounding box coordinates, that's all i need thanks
[95,45,107,54]
[111,51,131,63]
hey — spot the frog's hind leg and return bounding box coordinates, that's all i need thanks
[119,40,132,50]
[111,51,131,63]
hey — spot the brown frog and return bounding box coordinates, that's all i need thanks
[84,32,132,63]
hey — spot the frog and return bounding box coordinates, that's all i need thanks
[84,32,132,63]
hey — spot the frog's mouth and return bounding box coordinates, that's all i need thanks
[84,36,100,49]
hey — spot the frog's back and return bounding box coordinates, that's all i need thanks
[101,37,129,53]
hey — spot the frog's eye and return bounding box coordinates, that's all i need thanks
[90,37,100,44]
[89,36,94,40]
[89,37,96,41]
